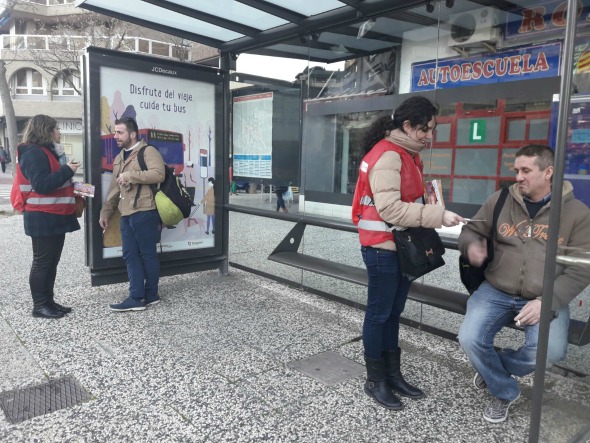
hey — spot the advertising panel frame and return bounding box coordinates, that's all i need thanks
[82,46,226,286]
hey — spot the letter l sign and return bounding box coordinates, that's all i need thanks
[469,119,486,143]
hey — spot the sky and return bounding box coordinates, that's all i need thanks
[236,54,343,82]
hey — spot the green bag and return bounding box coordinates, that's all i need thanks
[154,190,184,225]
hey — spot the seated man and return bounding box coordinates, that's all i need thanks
[458,144,590,424]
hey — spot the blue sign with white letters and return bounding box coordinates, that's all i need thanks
[411,43,561,92]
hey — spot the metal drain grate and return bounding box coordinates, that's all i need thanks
[0,376,92,424]
[287,351,365,386]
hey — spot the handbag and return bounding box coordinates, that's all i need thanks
[459,187,508,294]
[394,227,445,281]
[75,196,86,218]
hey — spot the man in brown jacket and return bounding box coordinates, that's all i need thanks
[458,144,590,424]
[99,117,165,311]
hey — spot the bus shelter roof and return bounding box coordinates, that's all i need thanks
[74,0,525,64]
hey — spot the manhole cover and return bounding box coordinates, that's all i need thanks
[0,376,92,424]
[287,351,364,386]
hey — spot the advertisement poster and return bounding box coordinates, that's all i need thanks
[96,61,217,259]
[232,92,273,178]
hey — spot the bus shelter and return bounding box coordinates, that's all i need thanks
[75,1,590,441]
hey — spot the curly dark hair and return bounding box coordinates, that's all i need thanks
[361,96,438,154]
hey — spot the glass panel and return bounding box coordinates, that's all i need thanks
[454,148,498,176]
[529,118,549,140]
[151,41,169,57]
[31,71,43,88]
[28,36,47,50]
[268,0,345,16]
[507,119,526,141]
[456,117,501,146]
[137,39,149,53]
[171,0,287,29]
[452,178,496,204]
[85,0,243,42]
[434,122,451,142]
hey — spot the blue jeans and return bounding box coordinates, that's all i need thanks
[120,210,161,301]
[361,246,412,360]
[458,281,570,401]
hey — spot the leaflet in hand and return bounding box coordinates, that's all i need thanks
[426,179,444,206]
[74,181,95,198]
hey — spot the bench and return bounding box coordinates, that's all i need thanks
[268,219,590,346]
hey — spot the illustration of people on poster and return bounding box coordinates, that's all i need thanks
[99,65,216,258]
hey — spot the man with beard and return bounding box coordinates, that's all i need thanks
[99,117,165,311]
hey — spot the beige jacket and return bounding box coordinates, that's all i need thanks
[100,141,165,221]
[369,131,445,250]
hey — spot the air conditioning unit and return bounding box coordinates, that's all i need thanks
[448,7,499,48]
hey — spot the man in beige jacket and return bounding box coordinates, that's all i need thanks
[99,117,165,311]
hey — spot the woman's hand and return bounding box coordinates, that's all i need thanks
[442,210,465,227]
[67,159,80,173]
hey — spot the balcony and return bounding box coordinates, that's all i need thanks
[0,34,192,61]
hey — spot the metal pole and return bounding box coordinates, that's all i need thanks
[219,51,231,276]
[528,0,578,441]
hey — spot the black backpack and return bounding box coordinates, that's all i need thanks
[134,145,193,224]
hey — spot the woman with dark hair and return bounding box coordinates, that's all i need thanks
[11,114,81,318]
[352,96,464,410]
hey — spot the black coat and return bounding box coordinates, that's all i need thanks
[18,143,80,237]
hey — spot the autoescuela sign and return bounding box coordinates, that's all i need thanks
[411,43,561,92]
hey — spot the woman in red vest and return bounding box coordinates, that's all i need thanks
[11,115,81,319]
[352,97,463,410]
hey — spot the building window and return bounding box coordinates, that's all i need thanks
[13,69,46,95]
[52,70,81,96]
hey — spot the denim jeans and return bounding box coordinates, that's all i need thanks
[458,281,570,401]
[361,246,411,360]
[120,210,161,301]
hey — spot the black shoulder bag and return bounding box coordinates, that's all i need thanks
[459,187,509,294]
[394,225,446,281]
[392,194,446,282]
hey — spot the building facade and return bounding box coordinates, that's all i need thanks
[0,0,217,168]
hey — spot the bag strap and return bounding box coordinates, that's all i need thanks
[487,187,509,260]
[133,145,158,209]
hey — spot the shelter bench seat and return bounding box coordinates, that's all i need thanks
[268,219,590,347]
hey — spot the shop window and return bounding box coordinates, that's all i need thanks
[13,68,45,95]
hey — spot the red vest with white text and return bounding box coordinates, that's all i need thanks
[352,140,424,246]
[10,146,76,215]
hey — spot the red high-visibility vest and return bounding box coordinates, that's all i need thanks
[352,139,424,246]
[10,146,76,215]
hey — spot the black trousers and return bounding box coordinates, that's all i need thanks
[1,161,5,173]
[30,234,65,304]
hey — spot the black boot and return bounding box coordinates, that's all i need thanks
[32,295,64,319]
[364,356,403,410]
[385,349,425,399]
[50,294,72,314]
